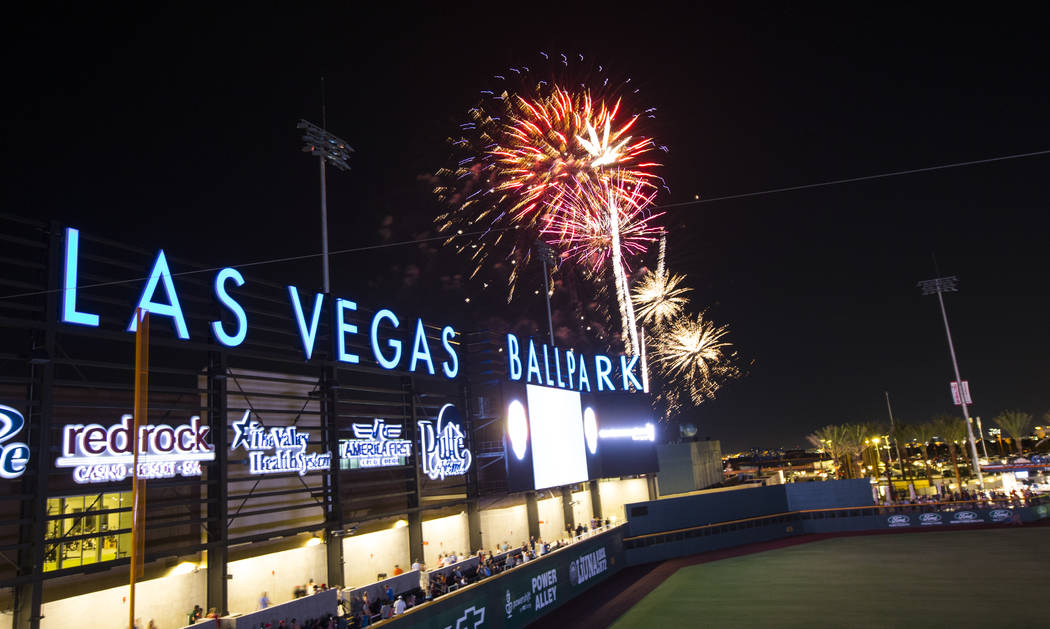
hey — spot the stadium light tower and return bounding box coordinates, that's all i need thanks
[298,118,354,294]
[918,276,984,490]
[534,240,557,347]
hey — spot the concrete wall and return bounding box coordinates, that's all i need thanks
[343,525,411,587]
[421,512,469,567]
[571,489,592,526]
[227,543,327,615]
[626,484,790,537]
[41,566,205,629]
[598,478,651,523]
[536,494,566,542]
[656,440,723,496]
[479,503,528,550]
[784,479,873,510]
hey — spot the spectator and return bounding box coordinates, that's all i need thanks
[260,592,271,609]
[187,605,203,625]
[411,558,422,572]
[393,564,404,576]
[206,608,219,619]
[394,595,406,615]
[384,585,394,602]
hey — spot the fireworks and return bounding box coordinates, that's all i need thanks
[632,269,691,329]
[542,176,664,273]
[651,312,740,408]
[433,53,664,299]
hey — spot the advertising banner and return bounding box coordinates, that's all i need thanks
[390,528,624,629]
[881,507,1022,529]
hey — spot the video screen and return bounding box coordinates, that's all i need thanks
[526,384,589,490]
[584,391,660,478]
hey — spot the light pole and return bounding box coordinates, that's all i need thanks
[298,118,354,293]
[918,276,984,490]
[534,241,557,347]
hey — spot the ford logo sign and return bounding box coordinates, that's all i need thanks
[954,511,978,521]
[887,515,909,526]
[989,509,1011,522]
[919,512,942,523]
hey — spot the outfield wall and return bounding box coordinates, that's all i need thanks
[622,483,1050,565]
[382,526,625,629]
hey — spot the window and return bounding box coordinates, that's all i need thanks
[44,491,132,572]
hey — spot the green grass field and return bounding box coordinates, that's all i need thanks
[612,528,1050,629]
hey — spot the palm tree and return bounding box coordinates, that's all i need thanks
[905,422,937,484]
[933,415,967,491]
[807,425,846,479]
[995,411,1032,457]
[840,423,872,479]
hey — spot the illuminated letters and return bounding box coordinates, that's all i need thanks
[231,410,330,476]
[371,309,402,369]
[418,404,472,480]
[507,334,522,381]
[0,405,29,479]
[441,326,459,378]
[335,298,360,364]
[620,355,642,391]
[409,318,435,374]
[288,286,324,360]
[565,350,577,390]
[595,355,614,391]
[542,345,555,386]
[55,414,214,483]
[577,355,591,392]
[128,250,189,339]
[211,267,247,347]
[61,227,100,327]
[526,340,542,384]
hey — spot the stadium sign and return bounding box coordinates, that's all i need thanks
[59,227,460,377]
[340,419,412,469]
[989,509,1012,522]
[505,334,643,393]
[568,546,608,586]
[55,414,214,483]
[918,512,943,526]
[886,515,910,528]
[419,404,472,481]
[950,510,982,524]
[531,568,558,611]
[0,405,30,479]
[231,410,331,476]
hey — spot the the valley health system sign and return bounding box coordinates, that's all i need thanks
[231,410,331,475]
[55,414,215,483]
[58,227,460,376]
[340,419,412,469]
[418,404,472,481]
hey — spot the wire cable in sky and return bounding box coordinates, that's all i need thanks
[2,148,1048,302]
[655,148,1050,210]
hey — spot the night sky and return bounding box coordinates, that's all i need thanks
[3,5,1048,452]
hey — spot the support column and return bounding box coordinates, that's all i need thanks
[403,376,424,566]
[525,492,540,540]
[14,223,61,629]
[647,473,658,500]
[560,487,575,537]
[205,351,229,616]
[466,498,482,553]
[588,479,603,523]
[321,366,344,587]
[408,511,424,568]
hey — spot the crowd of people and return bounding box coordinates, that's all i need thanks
[878,487,1039,509]
[183,520,617,628]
